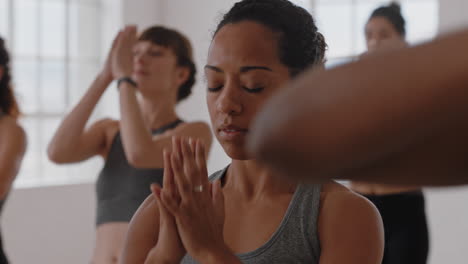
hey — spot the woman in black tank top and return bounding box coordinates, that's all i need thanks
[0,36,27,264]
[47,26,212,264]
[350,4,429,264]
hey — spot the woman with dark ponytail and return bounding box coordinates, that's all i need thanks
[122,1,384,264]
[350,3,429,264]
[365,2,408,54]
[0,36,27,264]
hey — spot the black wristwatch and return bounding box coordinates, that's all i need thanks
[117,76,138,89]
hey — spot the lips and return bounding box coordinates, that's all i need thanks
[134,69,148,76]
[218,125,248,141]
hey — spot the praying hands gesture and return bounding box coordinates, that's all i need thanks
[111,25,137,80]
[148,137,240,264]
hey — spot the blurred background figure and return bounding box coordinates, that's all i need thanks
[0,36,27,264]
[350,5,429,264]
[2,1,468,264]
[47,26,211,264]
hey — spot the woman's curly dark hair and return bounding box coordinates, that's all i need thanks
[215,0,327,76]
[0,37,20,118]
[370,2,406,37]
[139,26,196,102]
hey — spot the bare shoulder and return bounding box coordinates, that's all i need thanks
[320,181,381,224]
[0,116,27,152]
[318,181,384,263]
[130,193,160,228]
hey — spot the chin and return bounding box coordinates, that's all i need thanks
[221,143,252,161]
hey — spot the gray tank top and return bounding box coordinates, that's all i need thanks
[95,119,183,226]
[181,166,322,264]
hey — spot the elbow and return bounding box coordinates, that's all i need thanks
[47,145,67,164]
[125,151,150,168]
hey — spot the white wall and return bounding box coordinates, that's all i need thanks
[425,1,468,264]
[3,183,96,264]
[3,1,468,263]
[439,0,468,33]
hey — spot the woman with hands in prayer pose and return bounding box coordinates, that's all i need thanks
[122,1,384,264]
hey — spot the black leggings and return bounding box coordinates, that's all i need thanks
[363,191,429,264]
[0,234,8,264]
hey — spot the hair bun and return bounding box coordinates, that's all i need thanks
[388,2,402,13]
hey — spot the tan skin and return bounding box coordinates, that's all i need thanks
[247,25,468,186]
[0,116,26,201]
[351,16,419,195]
[0,67,26,201]
[47,26,212,264]
[122,21,384,264]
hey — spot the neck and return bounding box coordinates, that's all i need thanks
[139,95,179,130]
[224,159,296,200]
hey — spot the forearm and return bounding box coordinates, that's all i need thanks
[249,29,468,181]
[118,84,158,165]
[47,74,109,159]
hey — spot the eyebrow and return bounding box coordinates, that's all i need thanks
[204,65,273,73]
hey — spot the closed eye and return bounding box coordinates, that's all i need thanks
[207,85,223,92]
[243,86,265,93]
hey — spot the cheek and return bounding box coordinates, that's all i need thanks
[206,94,217,121]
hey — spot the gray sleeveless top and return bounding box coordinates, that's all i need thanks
[95,119,183,226]
[181,167,322,264]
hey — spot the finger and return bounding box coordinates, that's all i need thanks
[161,188,181,217]
[189,137,196,158]
[163,149,181,204]
[172,136,183,162]
[154,186,177,233]
[212,180,225,230]
[129,25,138,42]
[212,180,224,204]
[163,149,174,190]
[150,183,162,199]
[170,141,191,201]
[181,137,197,186]
[195,139,209,185]
[110,31,122,51]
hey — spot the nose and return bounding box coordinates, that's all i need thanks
[134,52,146,66]
[367,38,380,52]
[216,80,243,116]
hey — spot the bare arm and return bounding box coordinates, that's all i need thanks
[119,84,212,168]
[248,29,468,185]
[0,118,26,198]
[48,32,121,164]
[318,186,384,264]
[47,75,115,163]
